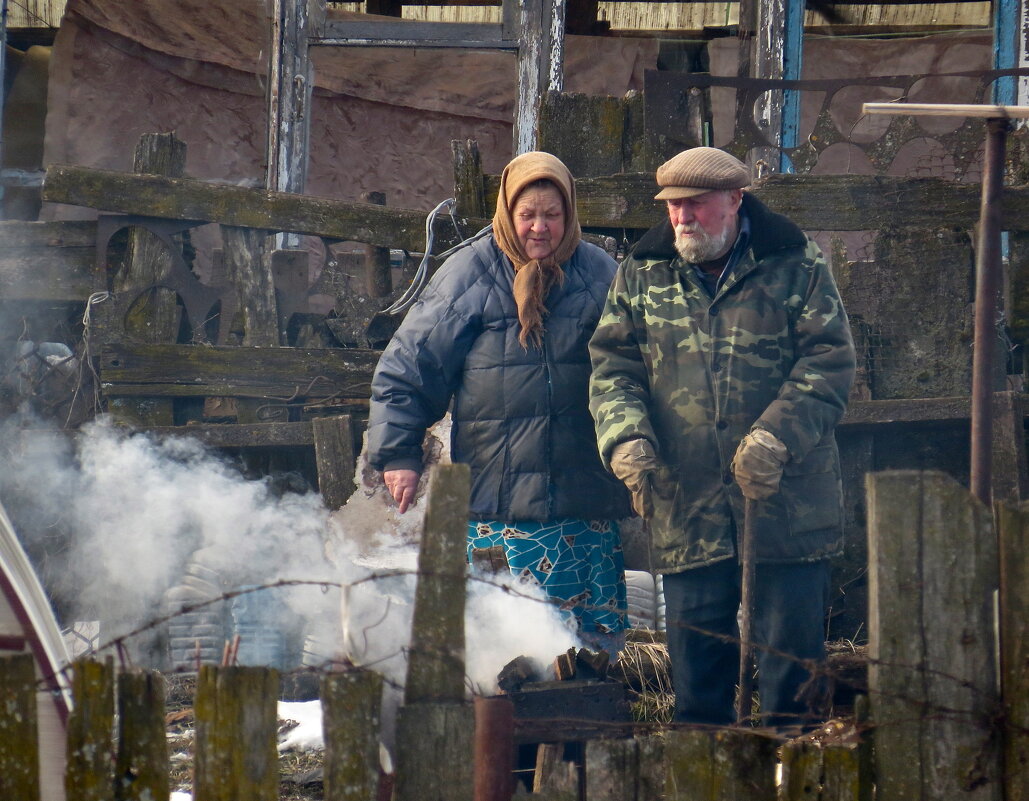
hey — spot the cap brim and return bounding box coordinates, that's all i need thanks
[654,185,721,201]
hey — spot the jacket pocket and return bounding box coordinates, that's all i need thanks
[779,443,843,535]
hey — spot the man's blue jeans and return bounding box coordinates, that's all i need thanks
[662,558,831,727]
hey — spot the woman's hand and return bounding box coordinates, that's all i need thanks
[383,469,420,514]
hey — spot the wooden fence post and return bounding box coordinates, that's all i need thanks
[0,653,41,801]
[313,414,355,511]
[866,470,1001,800]
[780,740,870,801]
[533,742,578,798]
[452,139,487,219]
[585,737,638,801]
[361,191,393,300]
[998,502,1029,799]
[115,669,169,801]
[108,132,186,428]
[193,664,279,801]
[65,658,115,801]
[321,669,383,801]
[663,729,776,801]
[394,463,474,801]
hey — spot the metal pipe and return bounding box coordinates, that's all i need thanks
[473,695,515,801]
[969,116,1009,505]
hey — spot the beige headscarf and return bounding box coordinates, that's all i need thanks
[493,151,582,348]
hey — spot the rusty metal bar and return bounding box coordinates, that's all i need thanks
[970,117,1009,505]
[474,695,515,801]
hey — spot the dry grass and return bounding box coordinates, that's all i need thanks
[614,629,674,723]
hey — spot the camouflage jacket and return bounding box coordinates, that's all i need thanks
[589,193,855,572]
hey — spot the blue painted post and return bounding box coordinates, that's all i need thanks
[993,0,1018,105]
[779,0,805,173]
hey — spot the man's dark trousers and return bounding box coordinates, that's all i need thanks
[662,558,831,727]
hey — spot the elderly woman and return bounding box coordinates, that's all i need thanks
[366,151,631,651]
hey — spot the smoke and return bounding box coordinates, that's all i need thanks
[0,413,580,694]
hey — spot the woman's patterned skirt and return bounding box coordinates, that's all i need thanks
[467,518,627,639]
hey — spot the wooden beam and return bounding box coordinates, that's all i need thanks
[145,421,317,448]
[483,173,1029,232]
[42,164,488,251]
[43,162,1029,239]
[99,343,380,400]
[0,220,95,301]
[314,19,514,48]
[313,415,356,511]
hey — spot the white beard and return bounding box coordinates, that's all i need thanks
[674,223,734,264]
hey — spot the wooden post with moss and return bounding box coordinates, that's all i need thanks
[108,132,187,428]
[0,654,40,801]
[313,414,355,511]
[115,669,169,801]
[65,658,116,801]
[394,463,474,801]
[193,665,280,801]
[998,502,1029,800]
[322,668,383,801]
[866,470,1001,800]
[662,728,776,800]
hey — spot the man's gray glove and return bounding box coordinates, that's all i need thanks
[610,438,659,519]
[731,428,790,501]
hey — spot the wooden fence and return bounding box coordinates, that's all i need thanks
[0,465,1027,800]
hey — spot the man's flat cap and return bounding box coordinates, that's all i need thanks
[654,147,751,200]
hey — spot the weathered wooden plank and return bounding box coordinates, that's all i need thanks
[394,702,474,801]
[533,742,578,798]
[452,139,487,219]
[482,172,1029,232]
[360,192,393,299]
[405,463,470,704]
[840,395,976,428]
[115,670,169,801]
[991,391,1028,503]
[194,665,279,801]
[663,728,776,800]
[99,343,379,399]
[0,220,95,301]
[111,132,188,428]
[147,421,316,447]
[866,471,1001,800]
[222,226,278,347]
[47,163,1029,239]
[321,669,383,801]
[42,164,488,252]
[780,741,867,801]
[65,659,115,801]
[0,654,40,801]
[313,415,356,511]
[539,93,632,177]
[316,18,513,46]
[998,503,1029,801]
[266,0,320,196]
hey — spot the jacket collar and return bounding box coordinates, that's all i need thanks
[630,192,807,263]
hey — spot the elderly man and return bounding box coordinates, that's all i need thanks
[589,147,855,727]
